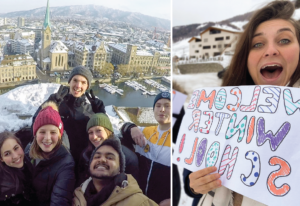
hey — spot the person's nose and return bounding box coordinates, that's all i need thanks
[12,151,18,160]
[45,132,51,140]
[264,42,279,57]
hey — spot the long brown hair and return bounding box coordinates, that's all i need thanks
[0,131,24,189]
[222,1,300,86]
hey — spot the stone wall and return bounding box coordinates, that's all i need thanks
[177,63,224,74]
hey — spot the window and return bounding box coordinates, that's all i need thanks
[218,44,222,48]
[195,39,201,42]
[209,29,221,34]
[195,50,199,53]
[215,37,224,41]
[226,36,230,40]
[224,44,231,48]
[199,45,202,47]
[213,45,216,48]
[203,46,211,49]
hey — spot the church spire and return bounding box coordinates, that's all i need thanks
[43,0,51,30]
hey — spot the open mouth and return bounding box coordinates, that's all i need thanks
[94,163,108,170]
[260,64,283,80]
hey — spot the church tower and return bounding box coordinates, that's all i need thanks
[41,0,51,61]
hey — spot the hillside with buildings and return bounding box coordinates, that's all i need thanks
[0,5,170,30]
[0,0,170,88]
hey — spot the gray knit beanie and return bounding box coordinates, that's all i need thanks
[68,65,93,89]
[89,137,125,173]
[153,91,171,109]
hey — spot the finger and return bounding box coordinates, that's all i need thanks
[90,89,95,99]
[201,179,222,194]
[57,85,65,94]
[197,173,220,186]
[189,166,218,180]
[61,86,69,97]
[85,91,91,100]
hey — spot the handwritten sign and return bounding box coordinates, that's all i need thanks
[173,86,300,206]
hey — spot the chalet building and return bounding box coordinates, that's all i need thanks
[189,26,242,59]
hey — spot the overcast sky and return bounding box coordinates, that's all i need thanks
[173,0,275,26]
[0,0,170,20]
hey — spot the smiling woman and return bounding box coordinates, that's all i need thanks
[28,101,76,206]
[0,131,35,205]
[188,1,300,206]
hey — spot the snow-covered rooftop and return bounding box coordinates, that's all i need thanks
[109,44,128,53]
[43,57,51,63]
[50,41,68,53]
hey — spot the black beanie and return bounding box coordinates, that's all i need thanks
[89,137,125,173]
[68,65,93,89]
[153,91,171,109]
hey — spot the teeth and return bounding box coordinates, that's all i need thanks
[43,142,52,146]
[14,158,21,163]
[262,64,281,69]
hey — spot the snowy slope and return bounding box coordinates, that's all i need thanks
[173,38,190,57]
[0,83,122,134]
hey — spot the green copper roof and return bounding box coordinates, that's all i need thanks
[43,0,51,30]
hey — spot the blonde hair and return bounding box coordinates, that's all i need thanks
[29,127,62,160]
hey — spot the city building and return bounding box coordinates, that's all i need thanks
[109,43,170,72]
[63,40,111,71]
[36,0,69,71]
[11,39,34,54]
[17,17,25,27]
[0,53,37,83]
[189,26,242,59]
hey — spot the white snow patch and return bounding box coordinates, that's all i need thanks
[211,24,242,32]
[0,83,121,133]
[173,38,190,57]
[196,23,208,30]
[293,8,300,20]
[230,21,248,31]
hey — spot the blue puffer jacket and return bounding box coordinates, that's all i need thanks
[26,145,75,206]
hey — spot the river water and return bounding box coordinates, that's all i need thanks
[90,79,170,107]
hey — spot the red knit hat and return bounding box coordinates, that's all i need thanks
[33,101,64,136]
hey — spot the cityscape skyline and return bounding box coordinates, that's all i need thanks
[0,0,170,20]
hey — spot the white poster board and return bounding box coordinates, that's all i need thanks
[172,90,187,127]
[173,85,300,206]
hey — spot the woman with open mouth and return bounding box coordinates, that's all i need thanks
[0,131,35,205]
[27,101,75,206]
[187,1,300,206]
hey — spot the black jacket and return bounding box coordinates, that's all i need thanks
[26,145,75,206]
[77,144,139,186]
[31,86,106,171]
[0,155,35,206]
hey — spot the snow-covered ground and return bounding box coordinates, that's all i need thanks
[0,83,122,134]
[173,38,190,58]
[173,72,221,206]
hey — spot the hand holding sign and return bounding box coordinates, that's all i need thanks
[189,166,222,194]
